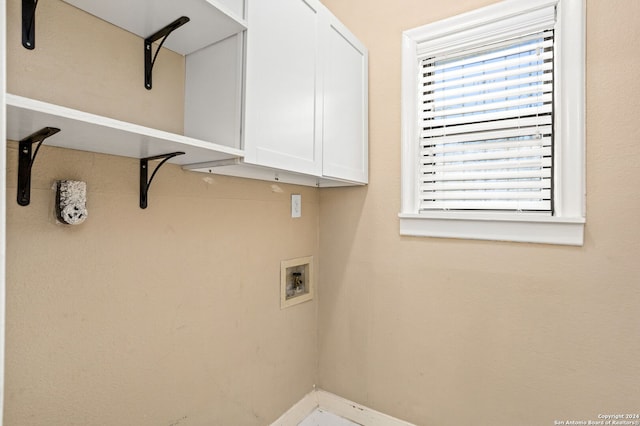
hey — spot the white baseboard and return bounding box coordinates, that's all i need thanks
[270,390,318,426]
[270,389,416,426]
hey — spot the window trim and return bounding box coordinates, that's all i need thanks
[399,0,585,246]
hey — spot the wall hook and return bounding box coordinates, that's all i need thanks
[140,152,185,209]
[17,127,61,206]
[144,16,190,90]
[22,0,38,49]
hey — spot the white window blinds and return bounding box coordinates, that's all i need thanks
[419,29,554,212]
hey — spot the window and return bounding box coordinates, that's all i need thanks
[400,0,585,245]
[421,31,554,212]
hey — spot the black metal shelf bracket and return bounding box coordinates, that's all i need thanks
[17,127,61,206]
[140,151,185,209]
[22,0,38,49]
[144,16,190,90]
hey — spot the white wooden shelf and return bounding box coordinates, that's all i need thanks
[6,94,244,165]
[62,0,247,55]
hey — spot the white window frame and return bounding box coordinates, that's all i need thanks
[399,0,585,246]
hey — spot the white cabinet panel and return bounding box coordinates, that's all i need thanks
[185,34,243,149]
[244,0,323,176]
[321,16,368,183]
[213,0,245,20]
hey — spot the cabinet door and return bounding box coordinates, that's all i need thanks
[321,14,368,183]
[244,0,323,176]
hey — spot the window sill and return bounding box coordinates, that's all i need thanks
[398,212,585,246]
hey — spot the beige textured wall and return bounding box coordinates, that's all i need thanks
[318,1,640,425]
[5,0,318,425]
[6,0,185,133]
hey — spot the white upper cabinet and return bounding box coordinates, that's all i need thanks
[7,0,366,185]
[243,0,368,183]
[243,0,324,176]
[321,14,369,183]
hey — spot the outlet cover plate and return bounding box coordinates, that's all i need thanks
[291,194,301,218]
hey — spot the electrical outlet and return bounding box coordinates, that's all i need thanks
[291,194,301,218]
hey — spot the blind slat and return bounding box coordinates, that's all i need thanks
[422,179,550,191]
[422,146,551,166]
[422,50,553,83]
[423,104,552,128]
[421,116,552,138]
[422,73,552,102]
[421,125,551,147]
[422,62,553,91]
[421,35,553,70]
[422,139,551,157]
[420,200,550,210]
[423,83,552,110]
[422,140,551,161]
[422,93,552,119]
[421,157,551,173]
[423,189,550,200]
[422,168,551,182]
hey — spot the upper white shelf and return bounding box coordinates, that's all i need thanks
[6,94,244,165]
[62,0,247,55]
